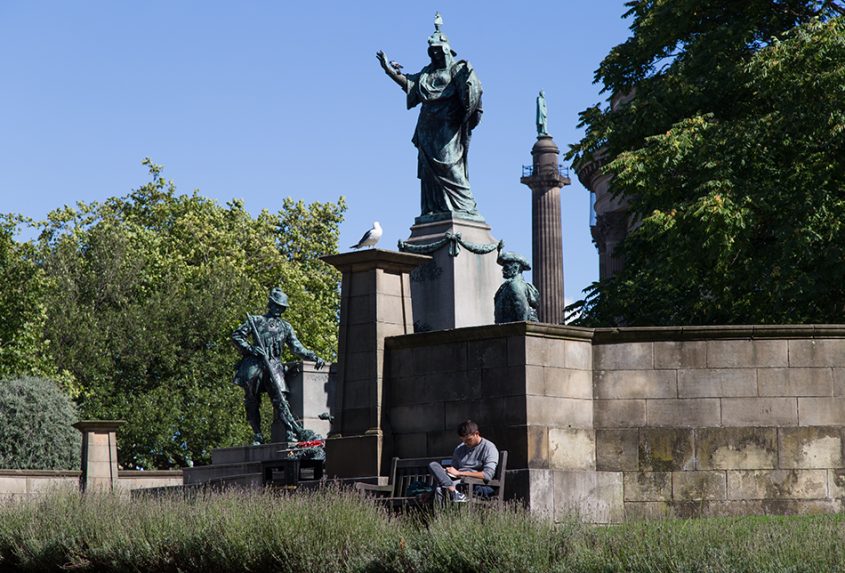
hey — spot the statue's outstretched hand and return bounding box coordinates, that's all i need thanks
[315,357,326,370]
[377,50,408,90]
[376,50,390,72]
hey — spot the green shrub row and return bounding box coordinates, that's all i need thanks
[2,488,845,572]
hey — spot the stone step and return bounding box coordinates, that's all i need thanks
[183,461,263,485]
[204,472,264,489]
[211,442,291,465]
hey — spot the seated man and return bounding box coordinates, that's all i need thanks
[428,419,499,502]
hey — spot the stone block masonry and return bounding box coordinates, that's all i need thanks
[377,323,845,523]
[590,327,845,520]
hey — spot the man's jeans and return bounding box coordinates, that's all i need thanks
[428,461,460,489]
[427,461,495,498]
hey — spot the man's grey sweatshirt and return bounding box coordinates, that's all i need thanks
[451,438,499,481]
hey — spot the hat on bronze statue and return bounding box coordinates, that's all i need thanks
[268,287,289,308]
[497,251,531,272]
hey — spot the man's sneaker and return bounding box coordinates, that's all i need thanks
[451,490,467,503]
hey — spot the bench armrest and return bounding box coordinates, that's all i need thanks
[462,476,503,502]
[354,482,393,498]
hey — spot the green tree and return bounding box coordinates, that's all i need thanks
[0,216,69,386]
[0,376,81,470]
[31,160,345,468]
[569,1,845,325]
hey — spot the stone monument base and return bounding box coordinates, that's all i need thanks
[402,214,501,332]
[324,431,384,479]
[182,442,324,487]
[267,361,334,443]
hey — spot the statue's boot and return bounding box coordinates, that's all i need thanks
[252,432,264,446]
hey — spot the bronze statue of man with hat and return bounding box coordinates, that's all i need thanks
[494,251,540,324]
[232,287,325,445]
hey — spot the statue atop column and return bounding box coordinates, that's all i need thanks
[377,12,484,221]
[231,287,325,446]
[536,90,548,136]
[494,251,540,324]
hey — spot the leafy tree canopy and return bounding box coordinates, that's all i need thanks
[24,160,345,468]
[568,1,845,325]
[0,216,73,388]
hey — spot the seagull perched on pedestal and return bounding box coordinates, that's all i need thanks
[350,221,382,249]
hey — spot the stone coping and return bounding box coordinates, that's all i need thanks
[0,469,182,478]
[0,469,81,477]
[385,322,845,349]
[118,470,185,478]
[72,420,126,431]
[385,322,594,349]
[592,324,845,343]
[411,213,491,228]
[321,249,431,274]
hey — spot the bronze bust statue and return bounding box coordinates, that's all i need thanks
[494,251,540,324]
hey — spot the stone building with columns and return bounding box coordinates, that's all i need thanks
[574,91,636,281]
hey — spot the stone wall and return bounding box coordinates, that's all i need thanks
[0,470,183,499]
[593,328,845,521]
[382,323,845,522]
[384,322,606,520]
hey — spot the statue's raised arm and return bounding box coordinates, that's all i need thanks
[376,50,408,90]
[375,12,484,222]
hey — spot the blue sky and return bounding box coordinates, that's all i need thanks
[0,1,631,306]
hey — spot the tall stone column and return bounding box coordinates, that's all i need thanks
[73,420,125,492]
[320,249,429,478]
[521,135,570,324]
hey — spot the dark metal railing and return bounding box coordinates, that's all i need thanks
[521,164,571,178]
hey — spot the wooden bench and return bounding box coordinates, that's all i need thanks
[355,451,508,506]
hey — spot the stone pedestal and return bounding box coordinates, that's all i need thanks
[521,135,570,324]
[402,214,501,332]
[320,249,429,478]
[273,360,335,441]
[73,420,125,493]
